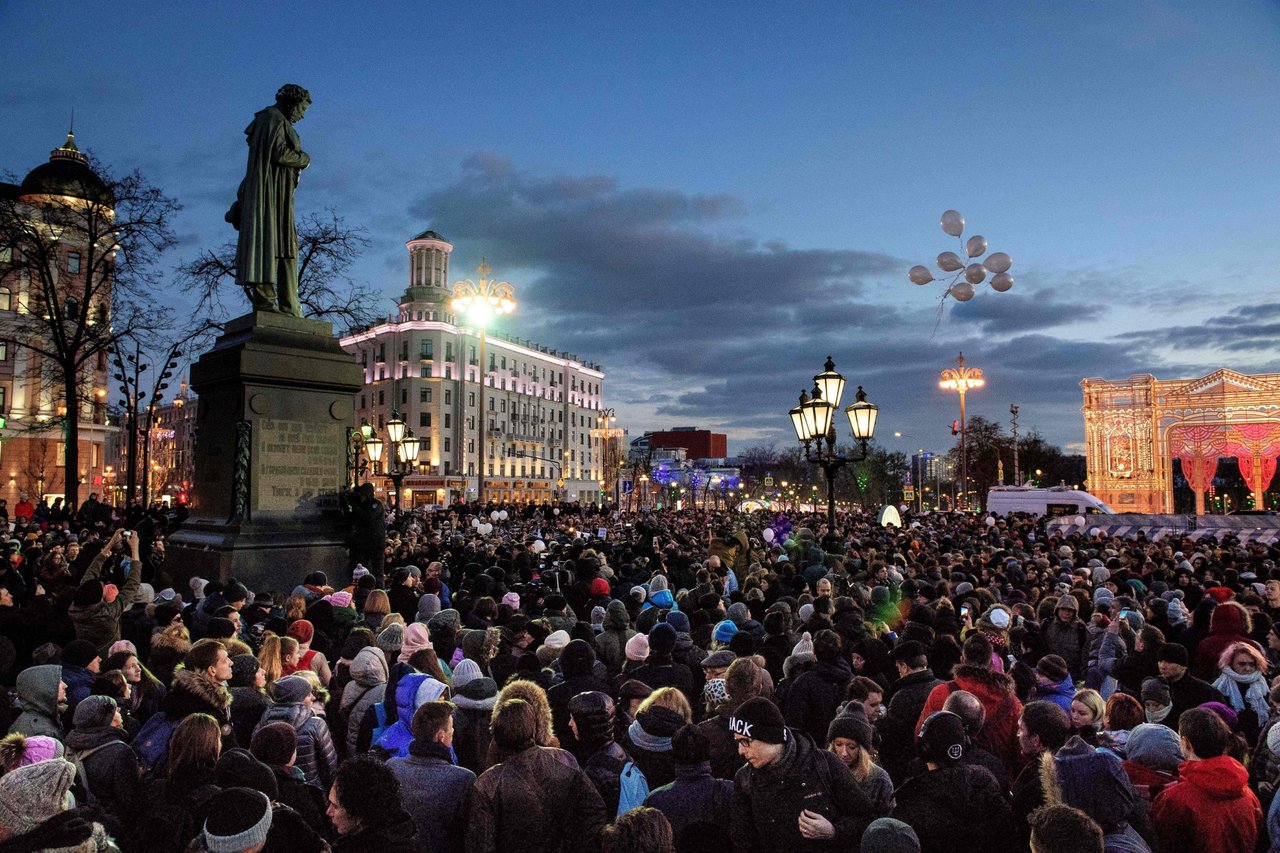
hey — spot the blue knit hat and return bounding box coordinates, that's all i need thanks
[713,619,739,643]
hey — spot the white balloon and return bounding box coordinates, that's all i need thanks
[983,252,1012,274]
[965,235,988,259]
[553,508,560,516]
[990,272,1014,292]
[936,251,963,272]
[498,510,509,520]
[985,516,996,527]
[532,539,546,553]
[490,510,500,521]
[940,210,965,237]
[1074,515,1086,526]
[483,522,494,535]
[951,282,975,302]
[471,517,480,528]
[762,528,775,543]
[964,263,987,284]
[1089,526,1101,538]
[908,265,934,285]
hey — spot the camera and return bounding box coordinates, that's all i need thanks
[121,531,133,540]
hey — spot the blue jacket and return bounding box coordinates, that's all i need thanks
[1034,675,1077,714]
[644,760,733,840]
[376,672,448,757]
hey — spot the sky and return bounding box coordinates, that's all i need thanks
[4,1,1280,459]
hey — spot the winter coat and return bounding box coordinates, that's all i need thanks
[64,724,143,819]
[229,686,270,749]
[916,664,1023,784]
[340,646,388,756]
[891,764,1020,853]
[9,663,63,741]
[454,703,495,775]
[68,549,140,652]
[1043,617,1089,679]
[376,672,449,757]
[162,669,234,745]
[1194,605,1263,681]
[62,664,96,728]
[1034,673,1077,714]
[730,730,877,853]
[466,745,606,853]
[644,759,733,841]
[878,668,942,783]
[781,660,853,745]
[697,704,746,780]
[627,654,698,707]
[576,740,628,816]
[270,764,330,837]
[1152,756,1262,853]
[253,701,338,790]
[332,809,419,853]
[595,607,635,676]
[1166,672,1226,729]
[547,673,612,754]
[388,743,476,853]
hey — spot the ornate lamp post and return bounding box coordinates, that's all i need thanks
[908,210,1015,303]
[363,413,421,515]
[590,407,624,504]
[939,353,984,510]
[450,261,517,507]
[788,356,879,530]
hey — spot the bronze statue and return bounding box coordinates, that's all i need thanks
[225,84,312,317]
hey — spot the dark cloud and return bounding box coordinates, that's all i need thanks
[950,292,1105,332]
[1116,301,1280,355]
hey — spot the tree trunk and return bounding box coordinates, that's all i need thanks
[63,371,80,507]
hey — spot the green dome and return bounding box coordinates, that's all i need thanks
[18,133,113,206]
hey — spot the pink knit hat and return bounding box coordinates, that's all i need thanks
[502,592,520,610]
[19,736,64,766]
[625,632,650,662]
[326,591,353,609]
[108,640,137,658]
[399,622,433,664]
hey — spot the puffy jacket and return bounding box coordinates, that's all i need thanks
[254,702,338,790]
[916,665,1023,784]
[1193,603,1262,681]
[730,730,876,853]
[1034,673,1077,714]
[9,664,63,741]
[781,660,853,745]
[596,603,635,675]
[1043,617,1089,678]
[376,672,448,757]
[341,646,388,756]
[467,746,606,853]
[1152,755,1262,853]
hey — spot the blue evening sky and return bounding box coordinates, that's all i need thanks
[3,1,1279,458]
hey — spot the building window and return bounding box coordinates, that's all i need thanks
[421,340,433,358]
[444,414,451,428]
[444,390,452,405]
[401,388,408,405]
[0,247,10,264]
[67,252,81,274]
[419,387,431,403]
[419,412,431,427]
[0,289,10,312]
[468,439,475,453]
[444,438,451,452]
[378,390,385,405]
[445,343,453,361]
[360,394,366,409]
[377,343,385,361]
[420,365,431,378]
[0,386,6,412]
[445,364,452,379]
[488,398,495,411]
[468,392,475,407]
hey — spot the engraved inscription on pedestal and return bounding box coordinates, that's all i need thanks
[255,418,344,513]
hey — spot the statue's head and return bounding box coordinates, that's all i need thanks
[275,84,312,122]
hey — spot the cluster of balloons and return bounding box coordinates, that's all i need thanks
[489,510,511,521]
[908,210,1015,303]
[469,517,495,535]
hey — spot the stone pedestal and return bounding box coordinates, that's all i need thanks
[167,312,363,592]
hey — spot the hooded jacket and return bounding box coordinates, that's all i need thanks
[451,658,497,774]
[730,730,877,853]
[1043,736,1154,850]
[9,664,63,741]
[341,646,388,757]
[595,602,635,675]
[254,700,338,790]
[68,548,140,652]
[1152,755,1262,853]
[1193,603,1262,681]
[1033,673,1077,714]
[781,659,853,745]
[916,664,1023,784]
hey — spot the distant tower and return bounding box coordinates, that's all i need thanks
[404,230,452,300]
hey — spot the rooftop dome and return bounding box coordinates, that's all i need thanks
[18,132,113,206]
[410,229,448,242]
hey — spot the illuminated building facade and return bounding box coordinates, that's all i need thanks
[1082,369,1280,514]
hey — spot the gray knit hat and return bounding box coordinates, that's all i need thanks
[202,787,273,853]
[72,694,117,730]
[0,758,75,836]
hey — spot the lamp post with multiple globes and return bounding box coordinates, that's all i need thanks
[362,411,421,515]
[788,356,879,531]
[939,352,984,511]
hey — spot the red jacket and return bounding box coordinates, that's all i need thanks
[1152,756,1262,853]
[1193,602,1261,681]
[916,664,1023,784]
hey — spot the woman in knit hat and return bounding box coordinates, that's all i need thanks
[226,654,270,750]
[451,658,498,773]
[0,758,117,851]
[828,706,894,816]
[285,619,332,686]
[623,686,692,789]
[0,732,63,772]
[254,676,338,790]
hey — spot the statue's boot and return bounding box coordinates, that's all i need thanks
[247,282,279,313]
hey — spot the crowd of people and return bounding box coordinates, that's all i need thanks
[0,495,1278,853]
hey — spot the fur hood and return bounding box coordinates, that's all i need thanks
[162,669,232,717]
[1040,736,1139,834]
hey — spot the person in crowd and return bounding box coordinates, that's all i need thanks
[101,649,166,724]
[645,724,733,849]
[1097,692,1145,755]
[254,675,338,790]
[569,691,632,815]
[625,686,693,789]
[68,529,141,652]
[388,700,475,853]
[137,712,224,852]
[1122,722,1184,806]
[0,758,117,852]
[601,808,673,853]
[9,664,64,741]
[1040,734,1154,851]
[339,645,387,757]
[64,694,143,822]
[1042,593,1089,680]
[890,710,1018,853]
[467,697,606,853]
[878,640,941,783]
[1211,641,1270,742]
[1158,644,1226,727]
[1152,706,1262,853]
[1031,654,1076,714]
[781,629,852,745]
[728,696,877,853]
[286,619,333,685]
[328,755,418,853]
[1028,804,1105,853]
[228,653,271,749]
[1012,700,1072,842]
[1069,687,1106,743]
[1194,601,1261,681]
[827,705,894,815]
[628,623,697,707]
[250,721,330,835]
[548,639,612,756]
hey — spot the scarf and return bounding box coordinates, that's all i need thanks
[627,719,673,753]
[1146,703,1172,725]
[1212,668,1270,720]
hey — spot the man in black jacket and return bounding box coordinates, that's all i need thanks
[878,641,941,783]
[729,697,875,853]
[1158,643,1225,727]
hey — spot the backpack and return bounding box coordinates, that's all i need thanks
[133,712,180,775]
[617,760,650,816]
[69,740,131,805]
[370,702,389,745]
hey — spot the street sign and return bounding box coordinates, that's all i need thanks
[904,486,916,501]
[621,479,633,495]
[764,476,774,487]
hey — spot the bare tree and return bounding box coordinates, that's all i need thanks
[0,153,180,505]
[18,438,56,500]
[178,208,380,331]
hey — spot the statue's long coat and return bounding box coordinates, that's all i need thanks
[229,105,309,286]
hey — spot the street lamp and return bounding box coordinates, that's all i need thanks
[590,407,624,504]
[451,260,517,507]
[908,209,1016,303]
[939,352,984,510]
[364,412,420,514]
[788,355,879,530]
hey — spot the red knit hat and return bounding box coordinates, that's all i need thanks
[286,620,314,644]
[591,578,611,596]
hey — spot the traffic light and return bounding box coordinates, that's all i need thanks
[950,419,960,436]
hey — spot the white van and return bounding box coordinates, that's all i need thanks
[986,486,1115,517]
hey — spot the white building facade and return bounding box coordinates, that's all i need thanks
[339,231,607,506]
